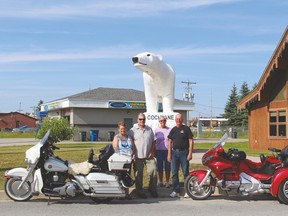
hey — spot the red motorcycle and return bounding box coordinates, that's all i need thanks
[184,133,288,204]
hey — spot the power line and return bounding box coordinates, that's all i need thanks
[195,102,224,110]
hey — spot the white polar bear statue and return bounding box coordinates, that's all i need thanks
[132,52,175,113]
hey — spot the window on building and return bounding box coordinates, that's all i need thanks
[269,110,286,137]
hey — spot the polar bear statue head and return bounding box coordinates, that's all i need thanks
[132,52,163,76]
[132,52,175,114]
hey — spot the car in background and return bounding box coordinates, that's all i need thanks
[4,127,13,132]
[12,125,35,133]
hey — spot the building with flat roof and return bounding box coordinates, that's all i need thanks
[41,87,194,141]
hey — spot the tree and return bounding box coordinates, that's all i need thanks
[36,117,77,144]
[223,83,242,127]
[239,82,250,127]
[239,81,250,99]
[36,100,44,112]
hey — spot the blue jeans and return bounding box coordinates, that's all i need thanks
[171,149,189,193]
[156,150,171,172]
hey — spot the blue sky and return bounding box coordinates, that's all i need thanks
[0,0,287,117]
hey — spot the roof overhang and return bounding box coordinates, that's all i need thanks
[238,26,288,110]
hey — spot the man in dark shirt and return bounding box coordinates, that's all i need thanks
[167,113,194,198]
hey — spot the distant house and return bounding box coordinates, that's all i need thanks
[0,112,37,131]
[238,27,288,150]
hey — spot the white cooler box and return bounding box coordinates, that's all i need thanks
[108,153,132,171]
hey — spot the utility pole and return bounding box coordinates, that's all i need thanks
[17,102,23,113]
[210,90,213,128]
[181,80,196,103]
[30,106,36,118]
[182,80,196,123]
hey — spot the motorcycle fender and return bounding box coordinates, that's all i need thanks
[32,169,43,194]
[5,168,29,180]
[270,167,288,196]
[188,170,214,185]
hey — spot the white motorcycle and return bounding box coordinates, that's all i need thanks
[4,129,134,203]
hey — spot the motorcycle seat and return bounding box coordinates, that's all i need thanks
[244,159,277,175]
[255,161,278,175]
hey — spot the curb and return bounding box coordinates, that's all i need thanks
[0,186,221,202]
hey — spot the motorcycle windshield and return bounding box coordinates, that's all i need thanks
[212,133,228,149]
[25,129,50,164]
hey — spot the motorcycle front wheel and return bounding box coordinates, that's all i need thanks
[5,178,32,201]
[184,174,213,200]
[277,178,288,204]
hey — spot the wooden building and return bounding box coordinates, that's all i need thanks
[238,27,288,150]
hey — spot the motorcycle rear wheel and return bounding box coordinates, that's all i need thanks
[90,197,113,204]
[277,178,288,204]
[184,174,213,200]
[4,178,32,201]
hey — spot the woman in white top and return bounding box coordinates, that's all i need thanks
[112,121,133,200]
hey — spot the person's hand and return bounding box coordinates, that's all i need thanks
[148,152,154,159]
[167,154,171,162]
[187,154,192,161]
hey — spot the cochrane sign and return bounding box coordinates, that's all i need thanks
[146,114,175,121]
[144,112,179,129]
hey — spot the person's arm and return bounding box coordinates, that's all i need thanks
[167,138,172,162]
[128,130,136,161]
[112,135,118,150]
[148,140,156,159]
[187,138,194,161]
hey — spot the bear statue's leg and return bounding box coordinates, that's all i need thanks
[143,73,158,113]
[162,96,174,113]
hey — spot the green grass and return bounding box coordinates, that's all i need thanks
[0,132,36,138]
[0,140,269,191]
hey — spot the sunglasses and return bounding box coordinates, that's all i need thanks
[138,118,145,121]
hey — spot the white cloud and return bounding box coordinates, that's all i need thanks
[0,0,239,19]
[0,43,274,64]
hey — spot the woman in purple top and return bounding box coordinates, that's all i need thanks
[154,116,171,188]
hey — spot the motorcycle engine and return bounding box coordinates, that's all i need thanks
[50,182,77,197]
[238,172,260,195]
[63,182,77,197]
[43,171,70,188]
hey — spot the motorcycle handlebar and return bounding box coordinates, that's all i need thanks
[52,145,60,150]
[268,147,281,153]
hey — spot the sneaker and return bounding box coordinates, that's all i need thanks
[165,182,170,188]
[169,191,180,198]
[183,193,189,198]
[157,182,163,187]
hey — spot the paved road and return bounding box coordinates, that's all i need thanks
[0,194,287,216]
